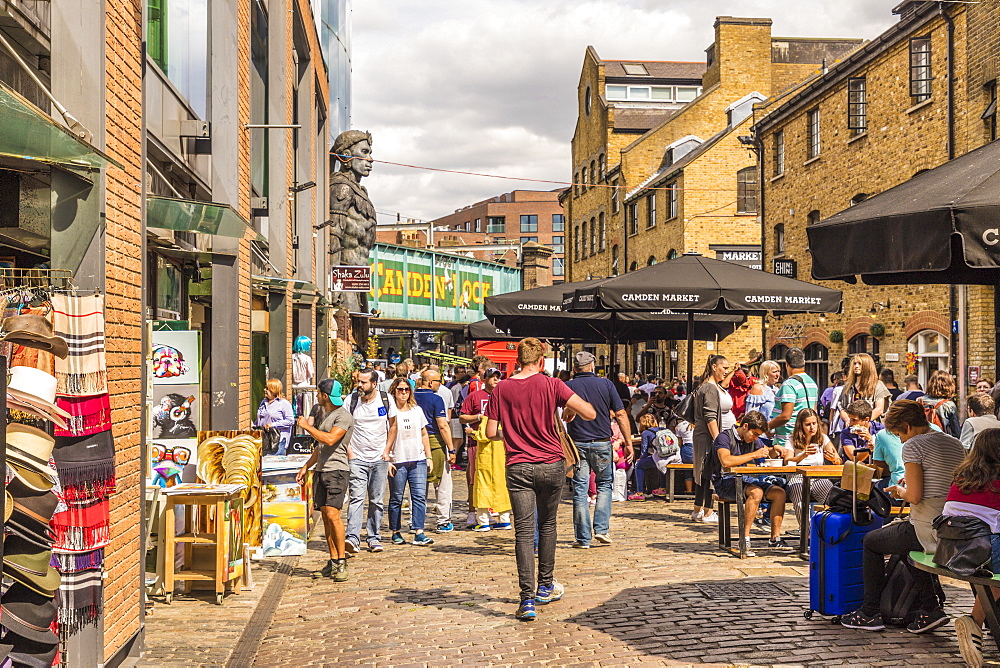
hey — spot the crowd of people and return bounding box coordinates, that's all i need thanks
[292,339,1000,665]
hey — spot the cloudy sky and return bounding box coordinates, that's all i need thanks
[351,0,902,225]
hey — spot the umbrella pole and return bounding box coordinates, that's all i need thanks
[687,312,694,394]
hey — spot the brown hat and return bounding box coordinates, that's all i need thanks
[7,460,55,493]
[0,315,68,359]
[1,583,58,645]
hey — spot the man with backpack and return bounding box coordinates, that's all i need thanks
[345,368,398,554]
[768,347,819,448]
[565,351,633,548]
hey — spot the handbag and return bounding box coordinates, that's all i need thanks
[932,514,994,576]
[674,392,697,424]
[554,411,579,477]
[824,482,893,526]
[261,427,281,453]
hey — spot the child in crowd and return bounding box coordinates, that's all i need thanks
[783,408,839,510]
[630,413,663,500]
[673,415,695,494]
[839,399,884,462]
[945,428,1000,668]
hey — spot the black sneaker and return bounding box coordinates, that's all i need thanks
[907,608,949,634]
[841,608,885,631]
[768,537,793,550]
[319,559,336,578]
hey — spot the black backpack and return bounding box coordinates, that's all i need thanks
[350,390,391,424]
[879,554,945,626]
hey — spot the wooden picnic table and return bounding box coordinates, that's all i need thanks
[726,465,798,558]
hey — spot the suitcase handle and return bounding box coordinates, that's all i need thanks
[817,511,852,545]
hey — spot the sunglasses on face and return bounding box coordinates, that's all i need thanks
[395,387,411,393]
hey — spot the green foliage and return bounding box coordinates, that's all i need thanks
[869,323,886,339]
[829,330,844,344]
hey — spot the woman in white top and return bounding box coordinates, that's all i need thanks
[746,360,781,422]
[386,377,435,546]
[783,408,840,510]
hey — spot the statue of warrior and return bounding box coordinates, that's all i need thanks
[325,130,376,313]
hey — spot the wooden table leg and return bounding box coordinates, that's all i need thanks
[798,475,811,559]
[974,583,1000,651]
[736,476,746,559]
[164,499,175,604]
[668,469,675,503]
[216,499,226,605]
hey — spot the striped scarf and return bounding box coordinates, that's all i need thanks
[55,568,102,636]
[51,294,106,397]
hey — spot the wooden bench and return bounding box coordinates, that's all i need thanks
[910,550,1000,651]
[665,463,693,502]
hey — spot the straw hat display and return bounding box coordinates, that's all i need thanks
[198,432,263,546]
[6,367,71,428]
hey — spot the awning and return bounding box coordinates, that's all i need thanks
[0,80,122,171]
[147,195,252,238]
[807,139,1000,285]
[418,351,472,365]
[250,275,322,302]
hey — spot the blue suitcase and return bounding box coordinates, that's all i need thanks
[807,510,884,620]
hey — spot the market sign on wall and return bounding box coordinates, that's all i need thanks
[369,243,521,324]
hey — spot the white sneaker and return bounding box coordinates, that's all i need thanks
[955,615,984,668]
[690,510,704,522]
[743,537,756,557]
[594,533,612,545]
[465,512,476,527]
[700,512,719,524]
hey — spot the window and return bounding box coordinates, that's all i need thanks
[584,86,592,115]
[666,182,678,220]
[606,85,627,99]
[598,154,605,181]
[676,86,700,102]
[590,160,596,185]
[148,0,209,118]
[984,80,997,142]
[573,225,580,260]
[605,84,702,102]
[629,261,639,272]
[581,167,587,192]
[808,210,821,226]
[848,334,870,356]
[736,167,758,214]
[552,257,565,276]
[487,216,505,233]
[805,343,829,395]
[551,236,564,254]
[520,236,537,244]
[590,217,597,256]
[628,202,639,236]
[668,248,679,260]
[598,213,606,251]
[611,180,620,213]
[622,63,649,76]
[520,215,538,233]
[807,108,821,159]
[647,255,657,267]
[850,194,868,206]
[773,131,785,176]
[475,218,482,233]
[646,194,656,228]
[581,220,588,257]
[848,77,867,134]
[770,344,789,378]
[910,36,932,103]
[774,223,785,254]
[908,329,949,388]
[612,245,620,275]
[574,173,580,197]
[552,214,565,232]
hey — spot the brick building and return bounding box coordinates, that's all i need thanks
[755,0,1000,397]
[376,189,566,285]
[566,17,861,377]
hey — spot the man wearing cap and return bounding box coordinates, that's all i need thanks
[565,351,633,548]
[296,379,354,581]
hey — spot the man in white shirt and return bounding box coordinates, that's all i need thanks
[345,368,398,554]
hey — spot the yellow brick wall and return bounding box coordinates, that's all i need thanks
[758,8,999,384]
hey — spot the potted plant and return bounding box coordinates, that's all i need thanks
[869,323,886,339]
[829,330,844,344]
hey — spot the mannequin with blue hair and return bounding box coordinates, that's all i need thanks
[293,336,312,354]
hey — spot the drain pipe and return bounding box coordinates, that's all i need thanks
[941,3,967,410]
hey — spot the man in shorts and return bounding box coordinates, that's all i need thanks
[296,379,354,581]
[712,410,791,556]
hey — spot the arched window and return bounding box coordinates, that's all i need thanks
[611,244,620,275]
[581,220,588,257]
[584,86,592,115]
[598,154,605,182]
[647,255,657,266]
[807,210,821,225]
[736,166,758,213]
[770,343,789,378]
[774,223,785,254]
[581,167,588,192]
[908,329,950,388]
[574,173,580,197]
[629,261,638,272]
[848,333,869,355]
[598,212,606,251]
[667,248,679,260]
[590,216,597,256]
[590,160,596,185]
[573,225,580,261]
[805,343,829,394]
[850,194,868,206]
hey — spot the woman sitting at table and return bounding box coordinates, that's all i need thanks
[782,408,839,511]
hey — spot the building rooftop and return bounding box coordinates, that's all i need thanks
[613,107,684,132]
[602,60,705,81]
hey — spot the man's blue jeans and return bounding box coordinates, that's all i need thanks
[347,459,388,546]
[388,460,428,532]
[572,440,613,545]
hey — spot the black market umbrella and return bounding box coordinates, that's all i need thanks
[807,139,1000,285]
[484,279,746,344]
[563,253,842,384]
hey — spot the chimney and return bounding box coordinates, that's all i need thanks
[702,16,773,90]
[520,242,554,289]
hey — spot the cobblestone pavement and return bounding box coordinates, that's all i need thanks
[248,479,996,667]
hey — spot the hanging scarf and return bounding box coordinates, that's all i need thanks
[52,430,115,502]
[50,549,103,573]
[51,294,107,397]
[53,394,111,438]
[54,569,102,636]
[50,500,110,553]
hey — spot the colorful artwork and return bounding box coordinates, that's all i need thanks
[152,343,190,379]
[151,439,198,486]
[152,385,200,438]
[150,330,200,385]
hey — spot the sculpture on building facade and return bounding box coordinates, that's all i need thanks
[325,129,376,314]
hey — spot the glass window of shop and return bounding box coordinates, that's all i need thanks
[250,2,269,201]
[147,0,209,118]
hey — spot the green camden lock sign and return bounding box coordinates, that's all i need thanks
[368,243,521,324]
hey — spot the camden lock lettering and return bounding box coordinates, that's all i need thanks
[372,262,492,308]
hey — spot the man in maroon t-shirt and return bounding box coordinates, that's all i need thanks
[485,338,596,621]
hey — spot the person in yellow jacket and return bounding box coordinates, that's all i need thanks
[460,368,512,530]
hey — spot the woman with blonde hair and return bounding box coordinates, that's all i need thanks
[746,360,781,422]
[256,379,295,456]
[387,377,435,547]
[920,369,961,438]
[837,353,891,424]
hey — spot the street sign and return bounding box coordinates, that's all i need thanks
[389,353,401,364]
[711,245,762,270]
[969,366,981,384]
[773,258,797,278]
[884,353,899,362]
[331,265,371,292]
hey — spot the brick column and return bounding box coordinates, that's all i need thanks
[521,241,554,289]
